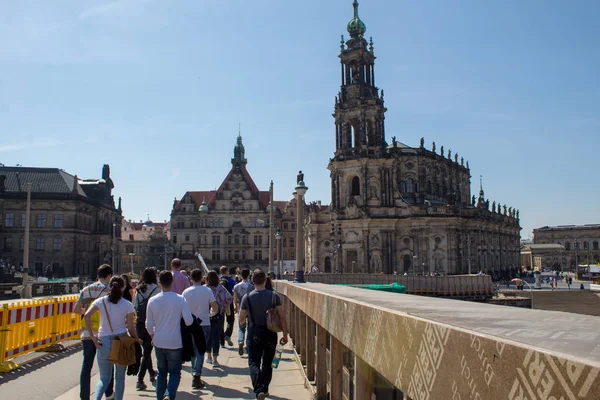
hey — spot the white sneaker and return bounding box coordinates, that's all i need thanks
[206,355,213,364]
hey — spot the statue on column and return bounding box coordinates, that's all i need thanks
[420,137,425,148]
[454,153,458,163]
[391,136,397,147]
[448,149,452,159]
[441,145,445,157]
[297,170,304,184]
[471,195,476,206]
[492,201,496,212]
[460,157,464,166]
[432,141,436,153]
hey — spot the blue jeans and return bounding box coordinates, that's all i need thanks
[191,325,211,377]
[81,339,113,400]
[155,347,183,400]
[95,335,126,400]
[209,317,222,356]
[238,323,246,344]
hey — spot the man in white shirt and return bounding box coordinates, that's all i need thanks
[182,269,218,389]
[146,271,194,400]
[233,268,255,356]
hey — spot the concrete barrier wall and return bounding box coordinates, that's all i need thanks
[280,273,493,298]
[276,281,600,400]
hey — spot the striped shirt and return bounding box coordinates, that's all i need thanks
[78,282,109,340]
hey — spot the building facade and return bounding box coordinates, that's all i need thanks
[170,136,296,271]
[533,225,600,269]
[305,2,522,277]
[0,165,122,278]
[120,219,170,274]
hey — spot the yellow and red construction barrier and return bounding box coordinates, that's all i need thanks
[0,295,81,372]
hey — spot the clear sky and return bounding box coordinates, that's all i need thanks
[1,0,599,238]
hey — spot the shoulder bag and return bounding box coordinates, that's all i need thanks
[102,299,137,366]
[266,291,283,333]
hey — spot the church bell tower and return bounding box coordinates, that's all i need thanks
[333,0,387,160]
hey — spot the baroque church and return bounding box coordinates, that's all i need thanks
[304,1,521,277]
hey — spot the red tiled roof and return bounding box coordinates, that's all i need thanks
[176,165,270,211]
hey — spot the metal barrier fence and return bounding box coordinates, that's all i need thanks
[0,295,80,372]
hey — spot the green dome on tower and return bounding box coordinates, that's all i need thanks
[347,0,366,39]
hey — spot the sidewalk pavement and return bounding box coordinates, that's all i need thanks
[54,321,311,400]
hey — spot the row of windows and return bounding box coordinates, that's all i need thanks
[3,237,62,251]
[4,213,64,228]
[562,240,599,251]
[175,220,224,229]
[173,234,266,245]
[209,250,264,261]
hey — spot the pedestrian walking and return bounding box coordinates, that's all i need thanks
[134,268,160,390]
[239,269,289,400]
[182,269,218,389]
[146,271,194,400]
[219,266,236,347]
[74,264,115,400]
[84,275,140,400]
[233,268,255,356]
[121,274,134,302]
[206,270,232,366]
[170,258,191,295]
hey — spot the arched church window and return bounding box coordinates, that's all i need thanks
[351,176,360,196]
[583,241,589,250]
[594,241,599,250]
[406,178,415,193]
[234,234,240,245]
[228,235,232,245]
[565,242,571,250]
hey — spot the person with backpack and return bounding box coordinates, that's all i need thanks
[134,267,160,390]
[219,265,236,347]
[239,269,288,400]
[206,270,232,366]
[74,264,115,400]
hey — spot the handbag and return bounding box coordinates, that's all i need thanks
[266,291,283,333]
[102,299,137,366]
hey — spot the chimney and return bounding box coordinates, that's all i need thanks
[0,175,6,192]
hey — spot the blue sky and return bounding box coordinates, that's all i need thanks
[1,0,599,238]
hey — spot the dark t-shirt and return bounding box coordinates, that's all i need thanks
[240,289,281,329]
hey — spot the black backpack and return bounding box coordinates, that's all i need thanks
[135,286,157,325]
[220,276,233,294]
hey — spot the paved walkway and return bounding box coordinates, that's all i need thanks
[55,320,311,400]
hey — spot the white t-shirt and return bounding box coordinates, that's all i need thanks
[183,285,216,326]
[146,291,193,349]
[91,297,135,338]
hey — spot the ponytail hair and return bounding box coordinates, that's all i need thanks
[108,276,124,304]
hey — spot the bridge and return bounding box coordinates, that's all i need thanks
[0,280,599,399]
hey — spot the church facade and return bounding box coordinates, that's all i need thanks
[305,2,521,277]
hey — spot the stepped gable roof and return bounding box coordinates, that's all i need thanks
[0,166,86,196]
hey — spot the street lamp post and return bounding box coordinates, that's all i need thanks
[275,229,282,279]
[21,183,32,299]
[129,253,135,275]
[466,234,472,274]
[294,174,308,283]
[112,223,117,272]
[412,255,417,276]
[267,181,274,275]
[575,238,579,279]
